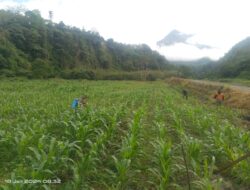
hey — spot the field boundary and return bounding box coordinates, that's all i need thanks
[167,77,250,114]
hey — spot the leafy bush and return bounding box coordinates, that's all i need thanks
[61,70,96,80]
[0,69,15,77]
[146,73,156,81]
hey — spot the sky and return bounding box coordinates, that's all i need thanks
[1,0,250,60]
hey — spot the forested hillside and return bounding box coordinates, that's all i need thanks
[0,9,173,79]
[215,37,250,79]
[193,37,250,80]
[172,37,250,80]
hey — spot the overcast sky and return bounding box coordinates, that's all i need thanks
[1,0,250,60]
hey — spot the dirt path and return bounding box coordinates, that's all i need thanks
[168,77,250,113]
[188,79,250,94]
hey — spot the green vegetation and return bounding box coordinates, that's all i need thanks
[182,37,250,80]
[1,8,249,81]
[216,78,250,87]
[0,9,175,79]
[0,80,249,189]
[215,37,250,79]
[167,37,250,80]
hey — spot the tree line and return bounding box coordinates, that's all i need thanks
[0,9,175,80]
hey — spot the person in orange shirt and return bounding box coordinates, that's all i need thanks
[213,89,224,105]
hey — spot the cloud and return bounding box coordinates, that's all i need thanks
[193,43,213,49]
[157,29,213,50]
[0,0,29,3]
[156,43,222,61]
[1,0,248,60]
[157,30,193,46]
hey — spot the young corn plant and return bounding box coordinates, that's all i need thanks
[111,108,144,189]
[192,156,218,190]
[72,108,122,189]
[149,104,173,190]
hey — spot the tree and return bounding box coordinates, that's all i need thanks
[0,9,172,79]
[31,58,52,78]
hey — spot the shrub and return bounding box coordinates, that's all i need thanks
[146,73,156,81]
[60,70,96,80]
[0,69,15,77]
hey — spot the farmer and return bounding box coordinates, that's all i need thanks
[71,98,79,109]
[79,95,87,108]
[71,95,88,110]
[213,89,224,105]
[182,89,188,100]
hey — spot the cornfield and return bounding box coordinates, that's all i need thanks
[0,79,249,190]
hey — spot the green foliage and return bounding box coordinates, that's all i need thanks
[0,69,15,77]
[0,9,172,79]
[31,58,52,78]
[60,70,96,80]
[196,37,250,79]
[0,80,249,189]
[146,73,157,81]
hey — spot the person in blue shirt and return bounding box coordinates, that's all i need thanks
[71,95,88,109]
[71,98,79,109]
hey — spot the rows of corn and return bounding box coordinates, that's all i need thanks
[0,80,249,190]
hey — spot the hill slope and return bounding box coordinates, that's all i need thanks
[0,9,172,79]
[215,37,250,79]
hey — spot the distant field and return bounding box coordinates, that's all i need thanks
[217,78,250,87]
[0,80,250,190]
[168,77,250,115]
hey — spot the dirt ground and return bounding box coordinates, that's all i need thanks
[167,77,250,126]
